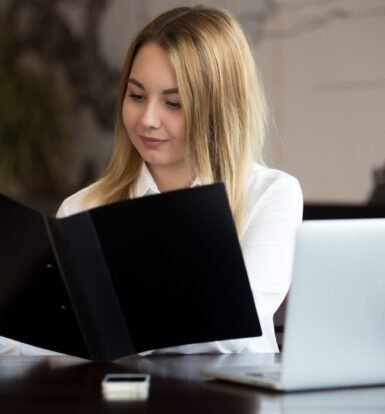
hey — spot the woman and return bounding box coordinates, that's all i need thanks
[2,5,302,355]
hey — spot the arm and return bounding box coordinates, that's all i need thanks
[241,173,303,348]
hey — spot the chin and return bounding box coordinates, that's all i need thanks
[141,155,169,167]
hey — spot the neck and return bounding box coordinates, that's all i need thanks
[147,163,194,192]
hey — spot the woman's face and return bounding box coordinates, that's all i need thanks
[122,42,187,172]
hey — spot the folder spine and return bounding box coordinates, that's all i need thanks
[45,213,135,360]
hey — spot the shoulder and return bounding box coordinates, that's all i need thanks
[56,183,100,218]
[247,163,302,199]
[241,162,303,240]
[244,163,303,225]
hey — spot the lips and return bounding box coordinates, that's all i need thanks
[140,135,169,149]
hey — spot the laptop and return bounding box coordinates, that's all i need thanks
[201,219,385,391]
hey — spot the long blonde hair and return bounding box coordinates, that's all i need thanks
[84,6,267,233]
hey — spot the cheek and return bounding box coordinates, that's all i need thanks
[122,100,136,133]
[170,114,186,142]
[121,101,129,131]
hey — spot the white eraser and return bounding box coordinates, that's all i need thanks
[102,373,150,400]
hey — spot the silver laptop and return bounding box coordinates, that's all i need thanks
[201,219,385,391]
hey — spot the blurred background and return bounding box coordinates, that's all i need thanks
[1,0,385,214]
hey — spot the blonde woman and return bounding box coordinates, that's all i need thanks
[1,6,302,356]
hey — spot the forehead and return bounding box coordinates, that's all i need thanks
[129,42,177,89]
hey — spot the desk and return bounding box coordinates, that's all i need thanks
[1,354,385,413]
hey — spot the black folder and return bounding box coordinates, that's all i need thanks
[0,184,261,360]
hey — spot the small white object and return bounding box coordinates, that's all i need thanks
[102,373,150,400]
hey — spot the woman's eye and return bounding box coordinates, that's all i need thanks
[128,93,144,102]
[166,101,181,109]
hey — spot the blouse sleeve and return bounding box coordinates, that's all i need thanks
[241,174,303,330]
[56,184,97,218]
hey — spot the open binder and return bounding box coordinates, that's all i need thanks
[0,184,261,360]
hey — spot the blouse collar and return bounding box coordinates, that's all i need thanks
[135,163,201,197]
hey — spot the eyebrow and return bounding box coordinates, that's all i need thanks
[127,78,178,95]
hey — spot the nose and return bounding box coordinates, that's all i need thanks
[140,100,161,130]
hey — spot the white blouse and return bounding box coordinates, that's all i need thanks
[1,163,303,355]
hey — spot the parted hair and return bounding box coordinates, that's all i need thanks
[83,5,267,233]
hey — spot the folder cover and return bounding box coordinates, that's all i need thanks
[0,184,261,360]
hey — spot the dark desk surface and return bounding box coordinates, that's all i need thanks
[1,353,385,413]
